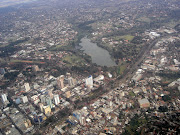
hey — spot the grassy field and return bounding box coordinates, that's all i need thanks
[137,17,151,23]
[114,35,134,41]
[50,43,75,51]
[117,62,127,75]
[62,54,86,67]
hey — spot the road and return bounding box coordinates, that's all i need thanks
[117,36,164,83]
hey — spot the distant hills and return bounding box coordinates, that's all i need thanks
[0,0,37,8]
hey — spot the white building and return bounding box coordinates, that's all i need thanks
[68,77,74,87]
[1,94,8,103]
[85,75,93,88]
[79,116,86,125]
[24,83,30,92]
[31,95,40,105]
[54,94,60,105]
[94,75,104,82]
[57,75,65,89]
[21,96,28,103]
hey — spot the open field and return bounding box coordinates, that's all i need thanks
[117,63,127,75]
[137,16,151,23]
[62,54,86,67]
[114,35,134,41]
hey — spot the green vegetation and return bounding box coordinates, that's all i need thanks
[129,91,135,97]
[162,95,171,102]
[119,35,135,41]
[113,35,134,41]
[158,71,180,83]
[131,36,143,44]
[158,106,168,112]
[116,63,127,75]
[62,54,86,67]
[123,114,148,135]
[4,71,19,81]
[137,17,151,23]
[50,44,74,51]
[50,44,63,50]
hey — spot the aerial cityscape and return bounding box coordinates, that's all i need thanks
[0,0,180,135]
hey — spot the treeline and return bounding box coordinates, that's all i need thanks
[157,71,180,81]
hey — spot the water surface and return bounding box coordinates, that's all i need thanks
[80,37,117,67]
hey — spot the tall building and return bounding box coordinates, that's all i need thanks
[40,95,46,104]
[46,97,53,108]
[68,77,74,87]
[57,75,65,89]
[24,83,30,92]
[79,116,86,125]
[85,75,93,88]
[54,94,60,105]
[66,91,71,98]
[1,94,8,103]
[39,103,44,112]
[48,88,54,99]
[43,106,51,116]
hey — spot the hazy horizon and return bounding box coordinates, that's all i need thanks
[0,0,38,8]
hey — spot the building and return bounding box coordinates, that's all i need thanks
[57,75,65,89]
[24,119,32,128]
[40,95,46,104]
[68,77,76,87]
[85,75,93,88]
[65,91,71,98]
[32,65,40,72]
[138,98,150,108]
[21,96,28,103]
[79,116,86,125]
[24,83,30,92]
[68,77,74,87]
[46,97,53,108]
[132,74,143,83]
[1,94,8,103]
[48,88,54,99]
[94,75,104,82]
[54,94,60,105]
[31,95,40,105]
[39,103,44,112]
[43,106,51,116]
[66,72,71,78]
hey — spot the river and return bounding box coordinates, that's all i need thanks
[79,37,117,67]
